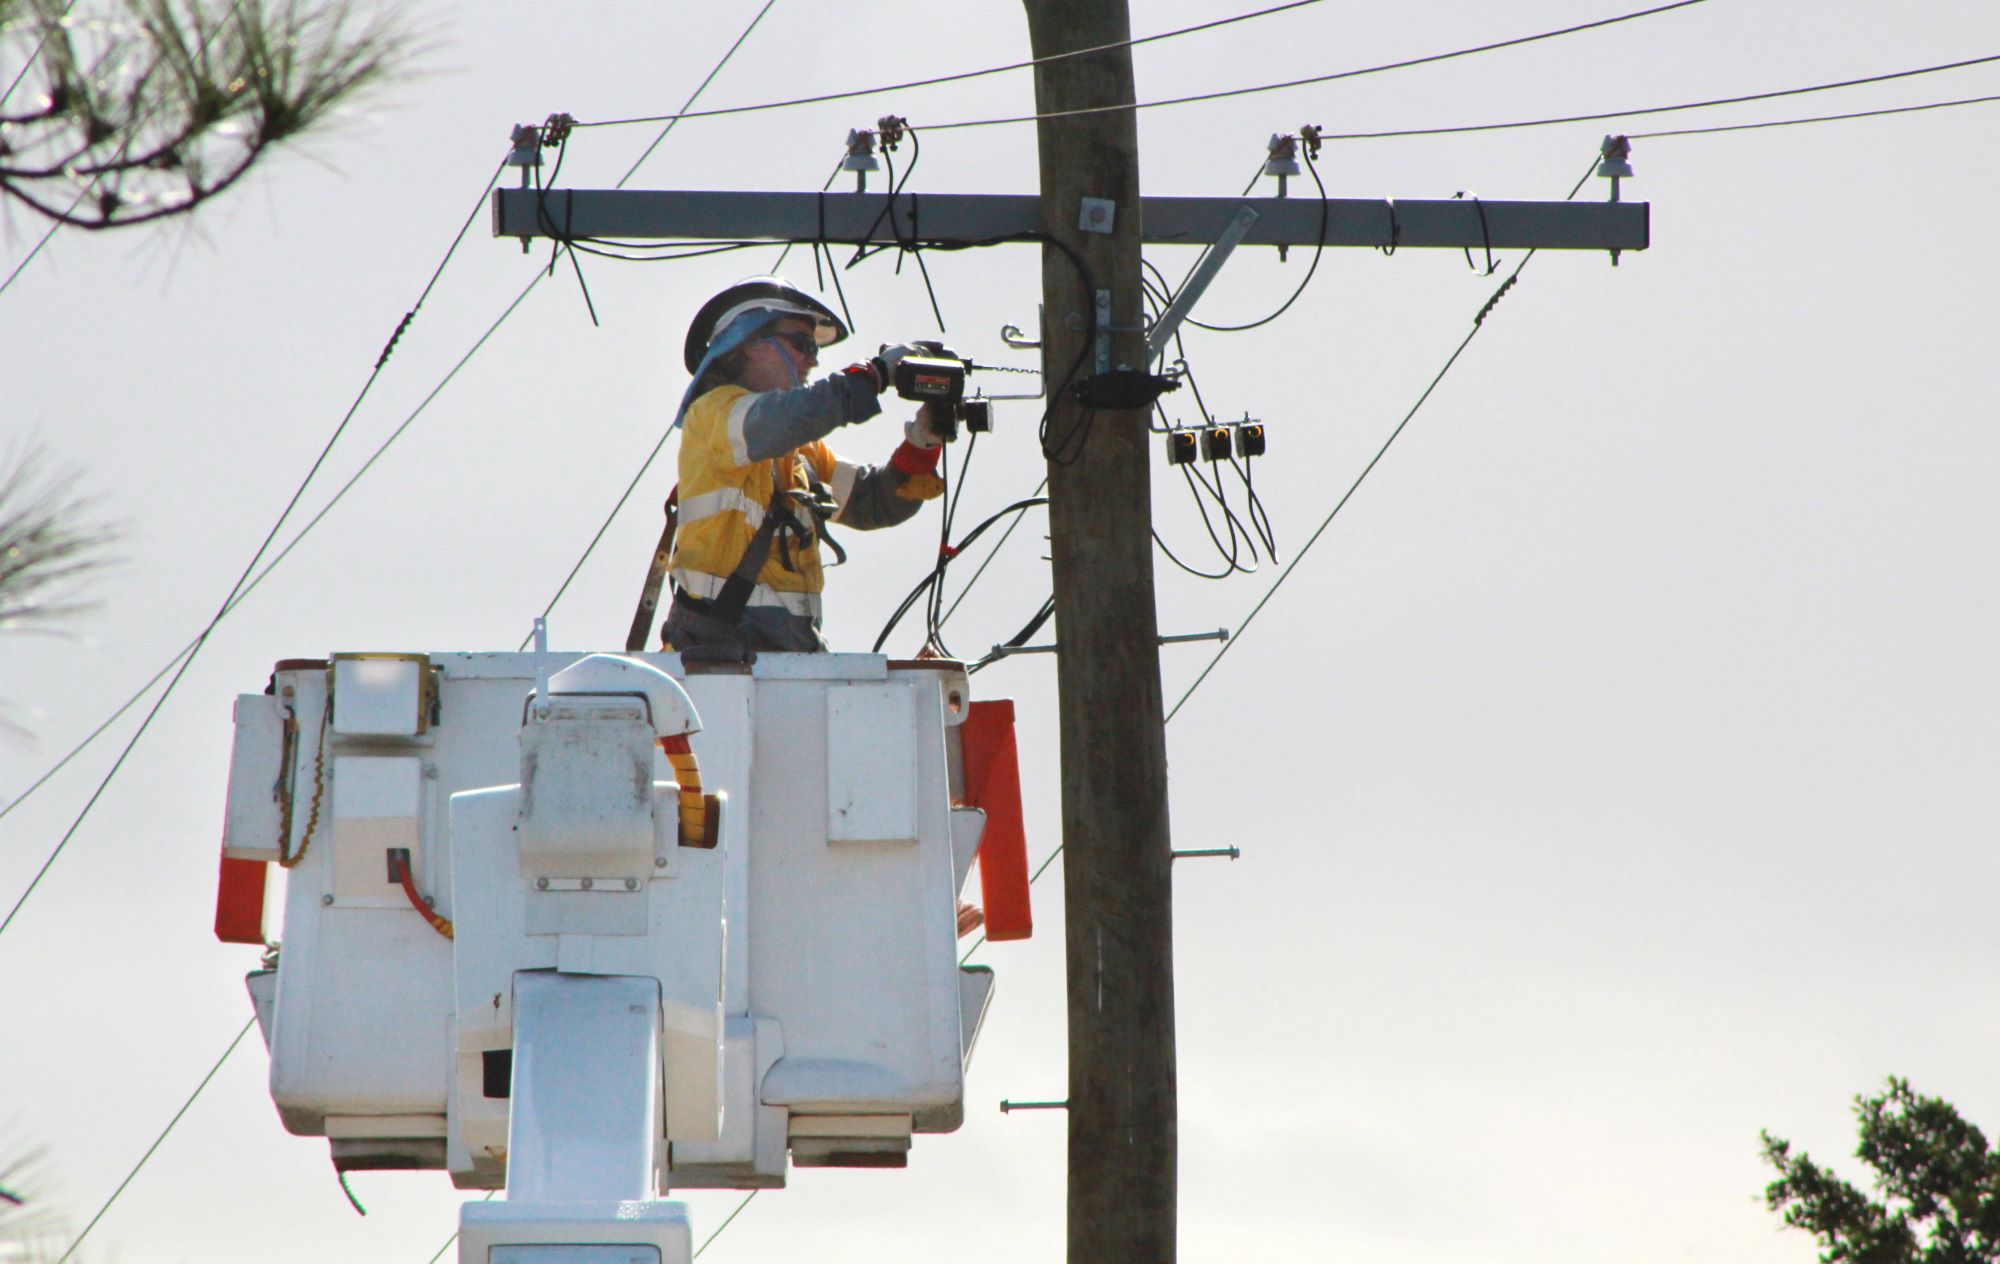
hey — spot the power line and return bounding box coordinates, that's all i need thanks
[693,1190,760,1258]
[1631,89,2000,138]
[574,0,1324,130]
[1164,159,1597,723]
[922,38,1999,136]
[420,1191,496,1264]
[0,192,74,298]
[0,0,77,111]
[10,15,789,1262]
[960,154,1601,958]
[52,1016,256,1264]
[1,0,780,828]
[1314,52,2000,141]
[612,0,779,187]
[0,157,507,942]
[920,0,1712,130]
[522,0,780,644]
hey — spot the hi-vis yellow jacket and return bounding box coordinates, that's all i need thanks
[668,379,922,621]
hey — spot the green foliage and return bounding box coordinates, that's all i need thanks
[1764,1078,2000,1264]
[0,0,408,229]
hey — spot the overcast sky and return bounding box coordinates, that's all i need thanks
[5,2,2000,1261]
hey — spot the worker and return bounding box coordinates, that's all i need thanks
[661,277,953,654]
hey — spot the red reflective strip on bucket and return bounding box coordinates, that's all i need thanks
[214,853,268,945]
[960,700,1032,941]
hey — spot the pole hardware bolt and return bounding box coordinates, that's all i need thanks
[320,894,334,906]
[624,878,639,891]
[535,877,549,891]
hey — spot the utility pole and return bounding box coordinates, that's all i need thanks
[1018,3,1175,1259]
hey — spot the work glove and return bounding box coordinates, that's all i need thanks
[906,402,955,449]
[870,342,924,393]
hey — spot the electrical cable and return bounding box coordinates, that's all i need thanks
[51,1015,256,1264]
[0,0,78,113]
[926,35,2000,139]
[0,156,507,943]
[421,1191,497,1264]
[0,267,544,840]
[1305,52,2000,141]
[936,475,1047,630]
[692,1189,760,1258]
[3,0,779,827]
[511,0,782,640]
[961,153,1600,960]
[615,0,779,188]
[921,0,1712,131]
[1186,148,1328,333]
[873,497,1050,654]
[0,192,74,299]
[1165,156,1599,724]
[1629,89,2000,138]
[20,13,793,1262]
[574,0,1326,130]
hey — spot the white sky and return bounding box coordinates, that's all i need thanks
[5,1,2000,1261]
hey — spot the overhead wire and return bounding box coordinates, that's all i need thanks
[920,0,1713,130]
[0,0,79,112]
[1628,89,2000,138]
[960,152,1600,959]
[573,0,1327,130]
[1308,51,2000,141]
[0,154,508,941]
[51,1015,256,1264]
[0,193,75,298]
[26,5,1993,1249]
[517,0,781,645]
[2,0,777,824]
[1164,155,1601,724]
[15,11,791,1263]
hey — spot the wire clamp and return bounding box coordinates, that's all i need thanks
[1071,368,1179,410]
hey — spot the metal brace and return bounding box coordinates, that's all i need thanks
[988,628,1228,660]
[1148,204,1259,364]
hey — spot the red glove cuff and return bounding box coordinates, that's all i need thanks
[842,362,885,393]
[889,439,942,477]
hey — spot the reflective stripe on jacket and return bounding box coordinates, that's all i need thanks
[670,384,840,597]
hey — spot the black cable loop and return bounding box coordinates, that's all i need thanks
[1188,457,1260,571]
[1187,150,1330,332]
[1381,197,1401,256]
[1453,190,1500,275]
[872,495,1049,653]
[1228,450,1279,557]
[1153,526,1234,581]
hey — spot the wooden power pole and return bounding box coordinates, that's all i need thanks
[1019,3,1177,1259]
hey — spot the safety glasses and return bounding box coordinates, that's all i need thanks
[768,330,819,359]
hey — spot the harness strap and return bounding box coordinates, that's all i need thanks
[689,455,846,630]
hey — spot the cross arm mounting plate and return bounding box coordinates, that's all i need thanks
[491,188,1647,253]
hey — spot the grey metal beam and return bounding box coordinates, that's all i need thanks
[491,188,1648,253]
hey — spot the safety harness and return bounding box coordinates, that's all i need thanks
[624,457,845,652]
